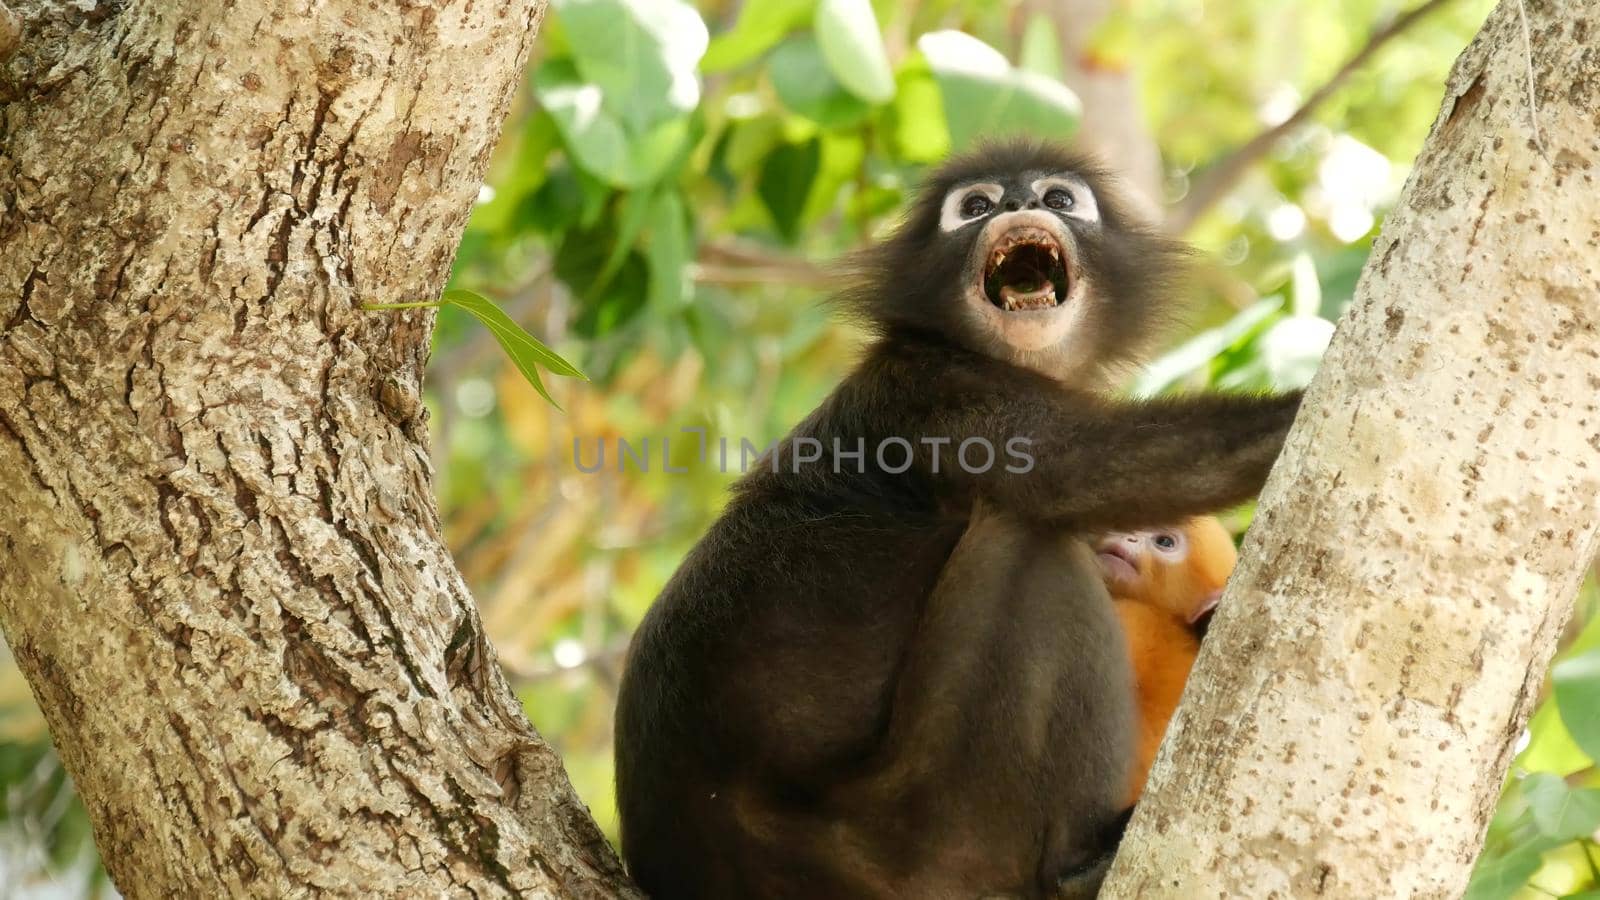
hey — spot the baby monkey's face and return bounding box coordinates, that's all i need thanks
[1096,528,1194,610]
[936,172,1103,354]
[1094,517,1239,626]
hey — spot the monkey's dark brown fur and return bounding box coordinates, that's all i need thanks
[614,141,1301,899]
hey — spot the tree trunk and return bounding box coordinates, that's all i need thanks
[1104,2,1600,897]
[0,2,634,896]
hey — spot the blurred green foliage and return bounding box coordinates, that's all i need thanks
[2,1,1596,897]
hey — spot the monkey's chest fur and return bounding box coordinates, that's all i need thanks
[616,498,1135,900]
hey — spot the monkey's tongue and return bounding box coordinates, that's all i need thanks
[998,282,1057,311]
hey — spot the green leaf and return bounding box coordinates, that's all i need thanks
[555,226,651,339]
[516,165,586,235]
[1018,14,1064,81]
[1520,697,1595,777]
[721,115,786,177]
[1135,297,1284,396]
[575,257,650,339]
[847,180,903,226]
[536,60,692,188]
[814,0,895,103]
[682,303,732,366]
[889,62,951,163]
[702,0,813,72]
[535,60,626,180]
[768,36,872,128]
[552,0,707,131]
[363,291,585,408]
[464,112,559,239]
[1464,841,1546,900]
[758,138,822,243]
[443,291,586,382]
[441,290,586,408]
[573,165,614,228]
[1555,647,1600,763]
[916,31,1080,152]
[595,187,659,293]
[1571,597,1600,654]
[646,190,691,311]
[797,131,865,228]
[1525,773,1600,841]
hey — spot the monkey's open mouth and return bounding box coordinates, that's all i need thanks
[983,228,1069,312]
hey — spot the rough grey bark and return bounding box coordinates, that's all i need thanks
[1104,1,1600,897]
[0,1,633,896]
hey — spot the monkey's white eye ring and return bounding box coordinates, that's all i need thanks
[1150,531,1187,558]
[939,182,1003,232]
[961,193,994,218]
[1031,175,1099,222]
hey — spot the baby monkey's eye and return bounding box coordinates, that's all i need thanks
[1043,187,1074,210]
[1153,533,1178,551]
[960,193,994,218]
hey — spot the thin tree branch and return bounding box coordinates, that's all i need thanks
[1167,0,1456,233]
[691,262,837,288]
[693,239,835,288]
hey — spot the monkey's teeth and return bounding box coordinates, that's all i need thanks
[998,285,1058,311]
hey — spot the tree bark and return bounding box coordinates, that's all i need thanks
[1104,2,1600,897]
[0,1,633,896]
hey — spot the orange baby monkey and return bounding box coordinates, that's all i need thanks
[1096,516,1238,802]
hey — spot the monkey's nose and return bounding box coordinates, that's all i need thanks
[1003,198,1021,211]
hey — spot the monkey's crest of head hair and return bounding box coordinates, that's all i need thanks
[835,138,1193,382]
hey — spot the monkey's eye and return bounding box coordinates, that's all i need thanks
[1152,533,1179,551]
[1043,187,1074,211]
[960,193,995,218]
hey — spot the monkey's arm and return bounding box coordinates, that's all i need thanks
[929,384,1302,530]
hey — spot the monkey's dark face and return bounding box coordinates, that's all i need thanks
[842,141,1186,381]
[937,173,1101,357]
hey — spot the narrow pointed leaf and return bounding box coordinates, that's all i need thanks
[442,289,586,381]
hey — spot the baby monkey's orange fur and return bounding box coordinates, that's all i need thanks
[1096,516,1238,802]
